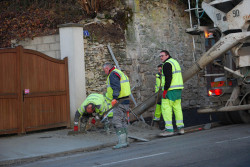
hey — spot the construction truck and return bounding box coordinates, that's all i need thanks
[132,0,250,124]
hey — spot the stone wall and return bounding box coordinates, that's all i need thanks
[84,39,133,96]
[125,0,210,112]
[11,35,61,59]
[83,0,210,118]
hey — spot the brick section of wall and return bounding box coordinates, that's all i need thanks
[12,35,61,59]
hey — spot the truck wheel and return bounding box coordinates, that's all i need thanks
[217,112,234,124]
[237,110,250,123]
[228,95,250,124]
[228,111,244,123]
[238,95,250,123]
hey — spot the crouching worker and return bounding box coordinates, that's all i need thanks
[74,93,111,132]
[103,62,131,149]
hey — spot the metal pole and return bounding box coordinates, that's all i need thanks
[198,104,250,113]
[187,0,196,62]
[203,74,225,77]
[188,0,193,28]
[196,0,200,26]
[192,37,196,62]
[107,44,121,70]
[214,62,244,78]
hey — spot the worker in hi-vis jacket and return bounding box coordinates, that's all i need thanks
[153,64,163,129]
[158,50,185,137]
[73,93,111,132]
[103,62,131,149]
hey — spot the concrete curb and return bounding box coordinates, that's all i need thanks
[0,142,116,166]
[0,122,221,166]
[183,122,220,133]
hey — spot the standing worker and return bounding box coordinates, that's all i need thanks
[153,64,163,129]
[103,62,131,149]
[159,50,185,137]
[73,93,110,132]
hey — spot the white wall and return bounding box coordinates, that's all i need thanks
[59,23,86,125]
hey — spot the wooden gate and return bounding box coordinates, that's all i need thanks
[0,46,70,135]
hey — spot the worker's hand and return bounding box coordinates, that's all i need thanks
[163,90,168,99]
[111,99,118,107]
[74,122,78,131]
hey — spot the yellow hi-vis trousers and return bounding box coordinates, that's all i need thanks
[161,98,184,132]
[154,104,161,121]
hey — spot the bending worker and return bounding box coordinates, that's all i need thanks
[74,93,111,132]
[103,62,131,149]
[159,50,185,137]
[153,64,163,129]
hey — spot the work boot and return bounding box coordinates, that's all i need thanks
[177,128,185,135]
[159,129,174,137]
[113,128,128,149]
[124,128,129,145]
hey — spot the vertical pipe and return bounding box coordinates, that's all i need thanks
[188,0,193,28]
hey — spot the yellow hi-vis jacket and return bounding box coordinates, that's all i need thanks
[162,58,184,91]
[155,73,161,93]
[106,69,131,100]
[78,93,108,116]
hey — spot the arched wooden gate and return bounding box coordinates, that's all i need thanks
[0,46,70,135]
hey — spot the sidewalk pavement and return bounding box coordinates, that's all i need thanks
[0,122,216,166]
[0,122,161,166]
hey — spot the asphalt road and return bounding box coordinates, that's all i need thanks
[15,124,250,167]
